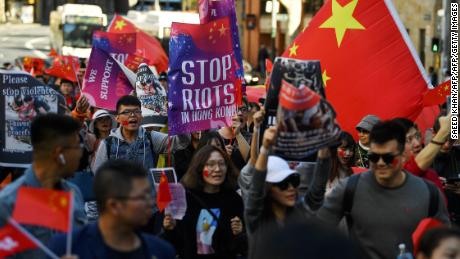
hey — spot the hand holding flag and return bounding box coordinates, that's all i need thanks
[157,172,172,212]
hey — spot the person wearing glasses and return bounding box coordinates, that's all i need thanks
[317,120,450,259]
[392,117,447,198]
[92,95,190,174]
[49,160,175,259]
[0,114,87,259]
[162,145,246,259]
[244,126,332,259]
[354,114,381,168]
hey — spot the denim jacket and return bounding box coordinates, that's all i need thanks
[0,167,87,259]
[92,127,190,173]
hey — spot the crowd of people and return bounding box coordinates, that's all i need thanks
[0,58,460,259]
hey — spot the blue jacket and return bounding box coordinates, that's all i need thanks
[0,167,87,259]
[48,222,175,259]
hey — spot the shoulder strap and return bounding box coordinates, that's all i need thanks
[105,136,113,160]
[145,132,158,167]
[423,180,439,217]
[343,173,361,229]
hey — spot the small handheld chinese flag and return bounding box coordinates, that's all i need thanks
[157,172,172,212]
[0,223,37,257]
[45,55,80,83]
[423,80,451,107]
[12,187,72,232]
[48,48,58,57]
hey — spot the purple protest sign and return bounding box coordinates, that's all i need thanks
[82,47,135,111]
[168,17,238,135]
[199,0,243,79]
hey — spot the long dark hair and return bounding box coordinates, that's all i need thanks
[181,145,238,192]
[329,131,355,183]
[197,131,226,151]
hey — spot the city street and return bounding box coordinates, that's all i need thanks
[0,23,49,65]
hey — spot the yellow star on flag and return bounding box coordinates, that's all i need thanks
[60,197,68,207]
[443,85,449,91]
[289,42,299,57]
[219,24,226,36]
[115,19,126,30]
[322,70,331,87]
[319,0,365,47]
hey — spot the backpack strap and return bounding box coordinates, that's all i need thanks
[105,136,114,160]
[423,180,439,217]
[145,132,158,167]
[343,173,361,229]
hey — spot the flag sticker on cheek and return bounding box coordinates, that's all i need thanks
[121,120,129,126]
[338,149,345,157]
[203,167,209,177]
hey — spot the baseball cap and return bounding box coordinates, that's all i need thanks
[356,114,381,132]
[89,109,117,133]
[266,156,299,183]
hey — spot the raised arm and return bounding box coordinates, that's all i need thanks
[244,126,277,235]
[415,114,451,171]
[302,148,331,211]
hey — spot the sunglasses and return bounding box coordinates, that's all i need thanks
[273,174,300,191]
[368,152,400,164]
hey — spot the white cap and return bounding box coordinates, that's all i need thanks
[89,109,117,133]
[266,156,298,183]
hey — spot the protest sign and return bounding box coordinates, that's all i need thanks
[0,70,66,168]
[82,47,136,111]
[136,63,168,127]
[264,58,341,161]
[150,167,178,188]
[45,55,80,82]
[199,0,243,79]
[165,183,187,220]
[168,17,238,135]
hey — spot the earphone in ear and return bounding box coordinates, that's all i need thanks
[58,154,66,165]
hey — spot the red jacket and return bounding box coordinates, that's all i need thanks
[404,156,447,205]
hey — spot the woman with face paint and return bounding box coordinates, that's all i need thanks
[161,145,247,259]
[327,131,356,196]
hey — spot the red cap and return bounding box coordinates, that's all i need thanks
[279,80,321,111]
[412,218,443,255]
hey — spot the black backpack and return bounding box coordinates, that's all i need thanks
[343,173,439,228]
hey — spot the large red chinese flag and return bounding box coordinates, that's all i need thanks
[282,0,430,135]
[0,223,37,257]
[12,187,72,232]
[107,15,169,73]
[157,172,172,212]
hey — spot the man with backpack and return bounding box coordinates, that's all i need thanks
[92,95,190,224]
[93,95,190,172]
[316,120,450,259]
